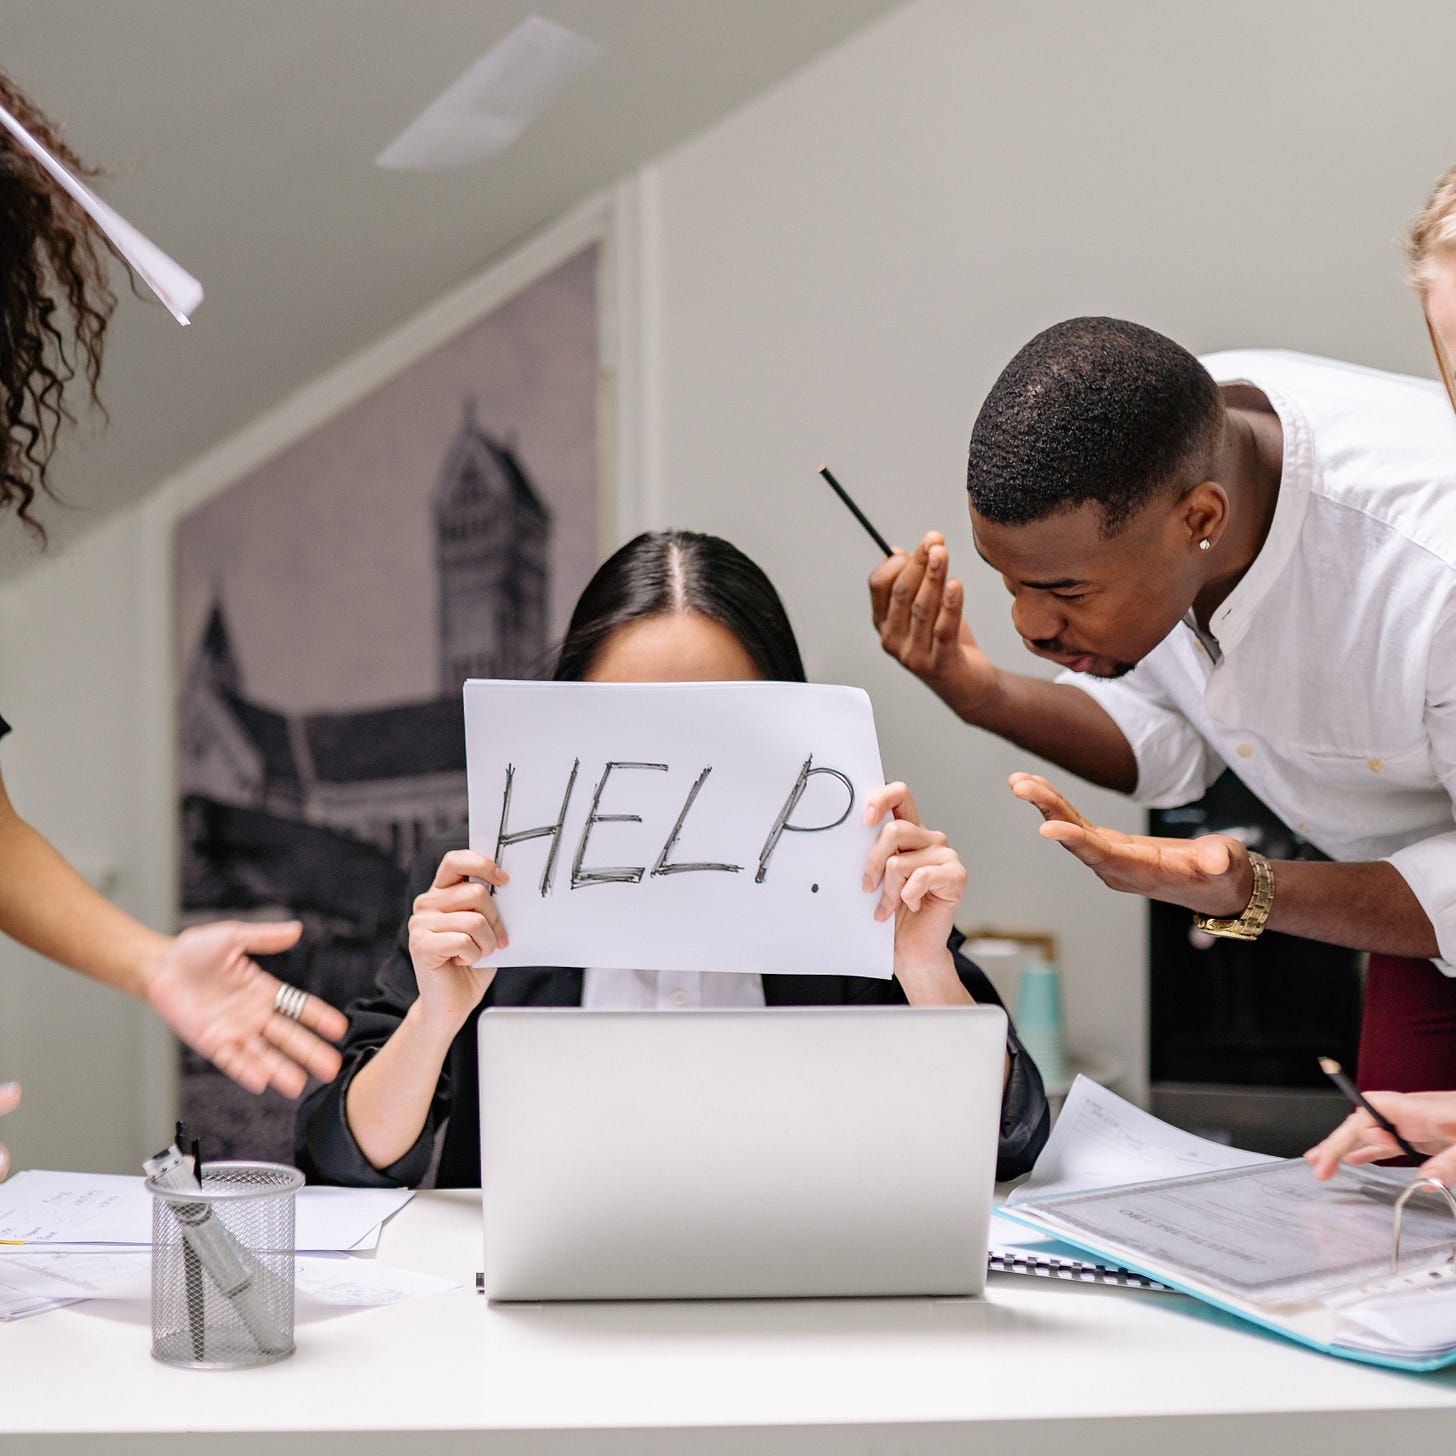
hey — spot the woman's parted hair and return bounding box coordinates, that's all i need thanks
[551,531,807,684]
[1408,160,1456,290]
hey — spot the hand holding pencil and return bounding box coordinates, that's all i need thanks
[1306,1085,1456,1185]
[813,465,992,720]
[868,530,994,719]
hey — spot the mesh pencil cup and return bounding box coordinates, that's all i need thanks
[147,1160,303,1370]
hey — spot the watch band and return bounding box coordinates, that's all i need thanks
[1192,850,1274,941]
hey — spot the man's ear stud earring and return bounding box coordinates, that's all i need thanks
[1198,538,1212,551]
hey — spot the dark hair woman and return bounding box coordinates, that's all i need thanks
[552,530,807,684]
[298,529,1050,1189]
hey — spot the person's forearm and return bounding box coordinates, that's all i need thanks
[1260,860,1439,959]
[895,949,1011,1084]
[0,807,168,1000]
[344,1001,461,1172]
[895,948,972,1007]
[948,671,1137,793]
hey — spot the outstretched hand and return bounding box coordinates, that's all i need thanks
[1008,772,1255,918]
[146,920,347,1100]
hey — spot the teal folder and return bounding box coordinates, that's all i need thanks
[1000,1158,1456,1373]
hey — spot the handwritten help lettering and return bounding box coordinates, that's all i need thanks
[464,680,892,977]
[493,756,855,895]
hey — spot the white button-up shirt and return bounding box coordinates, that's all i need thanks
[1059,350,1456,969]
[581,967,766,1009]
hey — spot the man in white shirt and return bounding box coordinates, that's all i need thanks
[870,316,1456,1091]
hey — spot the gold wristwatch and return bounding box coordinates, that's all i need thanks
[1192,850,1274,941]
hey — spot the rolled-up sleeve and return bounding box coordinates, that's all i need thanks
[1056,662,1225,808]
[1386,832,1456,974]
[1384,609,1456,975]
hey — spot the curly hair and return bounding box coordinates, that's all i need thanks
[966,317,1224,536]
[0,73,119,542]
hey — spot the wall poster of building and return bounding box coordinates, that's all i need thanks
[175,243,602,1159]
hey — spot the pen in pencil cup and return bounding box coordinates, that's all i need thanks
[1318,1056,1424,1163]
[144,1147,301,1368]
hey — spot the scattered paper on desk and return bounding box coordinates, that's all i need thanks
[0,1170,148,1243]
[1006,1076,1275,1205]
[294,1256,457,1307]
[0,1248,454,1321]
[0,1171,413,1251]
[295,1187,415,1252]
[0,1248,149,1319]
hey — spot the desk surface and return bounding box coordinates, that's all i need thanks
[6,1188,1456,1455]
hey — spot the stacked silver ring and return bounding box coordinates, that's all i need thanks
[273,982,308,1022]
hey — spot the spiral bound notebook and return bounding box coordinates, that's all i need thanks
[987,1075,1283,1297]
[987,1211,1174,1291]
[987,1249,1172,1290]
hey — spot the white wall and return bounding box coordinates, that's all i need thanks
[636,0,1456,1100]
[5,0,1456,1168]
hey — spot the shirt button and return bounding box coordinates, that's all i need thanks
[1368,758,1385,773]
[1297,822,1310,834]
[671,989,688,1007]
[1236,743,1254,758]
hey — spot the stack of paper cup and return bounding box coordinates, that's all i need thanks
[1016,959,1068,1088]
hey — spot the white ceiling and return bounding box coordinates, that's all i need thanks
[2,0,900,565]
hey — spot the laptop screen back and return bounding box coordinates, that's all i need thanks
[478,1004,1006,1300]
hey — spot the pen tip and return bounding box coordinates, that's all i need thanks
[1318,1056,1341,1074]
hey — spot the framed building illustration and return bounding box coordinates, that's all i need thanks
[174,242,604,1158]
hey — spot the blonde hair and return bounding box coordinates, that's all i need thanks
[1408,160,1456,290]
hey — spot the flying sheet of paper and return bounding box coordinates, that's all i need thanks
[1006,1076,1276,1206]
[465,680,895,978]
[376,15,604,170]
[0,104,202,323]
[0,1171,412,1251]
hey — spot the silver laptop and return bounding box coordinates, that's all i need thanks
[477,1004,1007,1301]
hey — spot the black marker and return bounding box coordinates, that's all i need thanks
[817,466,893,557]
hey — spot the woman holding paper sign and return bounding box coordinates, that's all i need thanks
[298,531,1049,1187]
[0,75,346,1179]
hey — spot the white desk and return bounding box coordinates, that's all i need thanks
[5,1188,1456,1454]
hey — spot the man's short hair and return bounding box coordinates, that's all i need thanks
[966,317,1223,535]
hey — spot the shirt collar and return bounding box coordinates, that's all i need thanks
[1202,374,1315,654]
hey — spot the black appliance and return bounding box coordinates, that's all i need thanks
[1148,772,1362,1155]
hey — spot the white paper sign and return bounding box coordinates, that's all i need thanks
[465,681,894,978]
